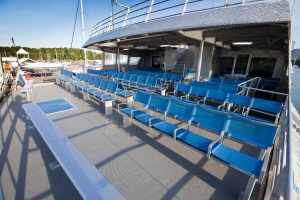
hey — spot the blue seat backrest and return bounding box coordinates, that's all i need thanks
[147,78,157,87]
[251,98,282,114]
[226,113,278,149]
[192,105,228,134]
[117,72,124,80]
[227,94,251,107]
[134,90,151,106]
[175,83,191,94]
[123,74,131,81]
[107,81,118,93]
[148,94,169,113]
[167,99,194,122]
[189,86,208,97]
[130,75,138,83]
[95,78,102,87]
[206,89,228,102]
[99,79,108,90]
[137,76,148,85]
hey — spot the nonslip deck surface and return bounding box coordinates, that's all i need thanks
[0,84,251,200]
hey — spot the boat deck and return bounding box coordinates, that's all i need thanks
[1,83,254,200]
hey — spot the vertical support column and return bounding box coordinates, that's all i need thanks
[232,55,237,75]
[117,47,121,72]
[103,51,106,68]
[209,45,215,79]
[196,40,205,81]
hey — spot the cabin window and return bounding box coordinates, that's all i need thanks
[248,57,276,78]
[234,54,249,74]
[220,57,234,75]
[129,57,141,65]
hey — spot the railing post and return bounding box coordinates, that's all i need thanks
[123,8,130,27]
[182,0,189,15]
[145,0,155,22]
[224,0,229,7]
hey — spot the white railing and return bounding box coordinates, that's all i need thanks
[90,0,267,37]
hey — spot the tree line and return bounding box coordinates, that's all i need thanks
[0,46,103,61]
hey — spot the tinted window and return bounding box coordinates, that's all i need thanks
[235,54,249,74]
[249,57,276,78]
[220,57,234,75]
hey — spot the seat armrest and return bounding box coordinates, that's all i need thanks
[207,131,225,158]
[117,103,128,111]
[174,123,189,139]
[130,107,147,118]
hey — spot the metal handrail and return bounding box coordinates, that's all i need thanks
[89,0,269,37]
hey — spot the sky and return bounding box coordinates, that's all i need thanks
[0,0,299,49]
[0,0,138,48]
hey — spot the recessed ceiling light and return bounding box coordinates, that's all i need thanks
[232,42,253,46]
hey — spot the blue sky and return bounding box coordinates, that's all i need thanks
[0,0,299,48]
[0,0,138,48]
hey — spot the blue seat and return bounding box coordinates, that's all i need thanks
[166,98,194,122]
[189,86,208,99]
[116,89,134,97]
[99,79,109,91]
[120,90,151,117]
[146,78,158,88]
[174,83,191,97]
[250,98,282,115]
[192,105,228,134]
[134,94,170,125]
[136,76,148,87]
[94,91,112,101]
[227,94,251,108]
[205,89,228,103]
[176,131,212,153]
[211,144,263,177]
[226,113,278,149]
[151,121,179,136]
[147,94,169,113]
[106,81,118,94]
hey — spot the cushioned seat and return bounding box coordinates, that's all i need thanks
[176,131,211,153]
[152,121,178,136]
[212,144,263,177]
[88,88,98,95]
[120,107,145,117]
[134,113,162,125]
[116,89,134,97]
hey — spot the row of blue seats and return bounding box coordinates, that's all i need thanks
[87,68,182,83]
[87,69,116,76]
[172,82,283,122]
[127,69,182,82]
[190,80,239,94]
[73,73,135,101]
[119,90,278,178]
[111,72,166,91]
[60,69,74,78]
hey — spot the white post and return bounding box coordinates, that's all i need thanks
[80,0,88,72]
[145,0,155,22]
[116,47,120,72]
[196,40,205,81]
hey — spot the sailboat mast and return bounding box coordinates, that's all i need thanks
[80,0,87,71]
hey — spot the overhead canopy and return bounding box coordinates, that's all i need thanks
[16,48,29,55]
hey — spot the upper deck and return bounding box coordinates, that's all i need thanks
[84,0,290,48]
